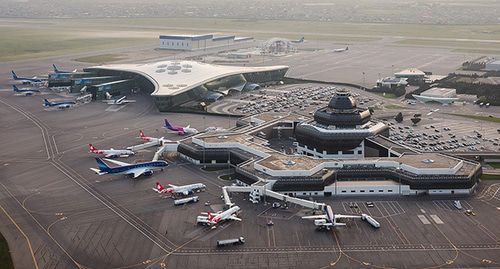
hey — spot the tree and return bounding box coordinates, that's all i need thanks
[395,112,403,123]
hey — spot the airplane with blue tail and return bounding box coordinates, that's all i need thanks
[11,70,45,84]
[90,157,168,178]
[43,99,76,109]
[12,85,40,96]
[53,64,77,74]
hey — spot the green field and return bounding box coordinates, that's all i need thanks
[487,162,500,169]
[74,54,125,64]
[445,113,500,123]
[0,233,14,269]
[2,17,500,62]
[481,174,500,180]
[0,26,155,61]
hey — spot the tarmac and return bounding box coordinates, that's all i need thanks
[0,91,499,269]
[0,38,499,269]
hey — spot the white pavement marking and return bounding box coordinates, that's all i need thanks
[430,214,444,224]
[417,215,431,225]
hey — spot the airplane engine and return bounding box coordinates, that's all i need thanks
[144,171,154,176]
[314,219,327,226]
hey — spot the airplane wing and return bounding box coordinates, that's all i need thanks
[335,214,362,219]
[126,168,149,178]
[302,214,327,220]
[168,184,178,188]
[90,168,107,175]
[103,158,130,166]
[104,154,115,158]
[228,216,242,221]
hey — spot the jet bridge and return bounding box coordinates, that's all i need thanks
[222,181,326,210]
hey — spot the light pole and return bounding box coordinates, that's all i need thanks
[362,72,366,89]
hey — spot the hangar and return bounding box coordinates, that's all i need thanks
[85,60,288,111]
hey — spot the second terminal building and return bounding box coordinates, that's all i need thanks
[83,60,288,111]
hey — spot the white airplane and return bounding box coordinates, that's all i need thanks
[103,93,136,105]
[332,46,349,52]
[197,206,241,226]
[11,70,46,84]
[12,85,40,96]
[43,99,76,109]
[90,157,168,178]
[88,144,135,158]
[152,182,206,196]
[290,37,305,44]
[302,205,361,229]
[138,130,164,143]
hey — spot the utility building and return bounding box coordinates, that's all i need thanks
[159,34,253,51]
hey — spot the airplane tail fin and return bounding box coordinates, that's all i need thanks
[88,144,98,153]
[53,64,59,72]
[346,46,349,51]
[95,158,110,171]
[12,85,19,92]
[11,71,18,79]
[164,118,173,128]
[156,182,165,192]
[300,37,304,42]
[43,99,51,107]
[139,130,146,139]
[105,92,112,100]
[207,212,214,221]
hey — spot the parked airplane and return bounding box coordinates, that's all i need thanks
[88,144,135,158]
[138,130,162,143]
[12,85,40,96]
[103,92,136,105]
[53,64,77,74]
[197,206,241,226]
[302,205,361,229]
[153,182,206,196]
[11,70,45,84]
[103,95,136,105]
[164,118,198,135]
[290,37,305,43]
[90,157,168,178]
[332,46,349,52]
[43,99,76,109]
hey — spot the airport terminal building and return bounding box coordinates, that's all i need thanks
[177,90,482,197]
[84,60,288,111]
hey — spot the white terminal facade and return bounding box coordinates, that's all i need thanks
[85,60,288,111]
[177,91,482,199]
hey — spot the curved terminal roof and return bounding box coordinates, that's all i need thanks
[89,60,288,97]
